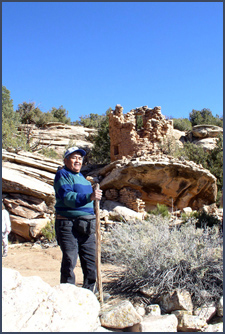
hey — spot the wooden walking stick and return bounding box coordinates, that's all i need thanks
[95,183,103,303]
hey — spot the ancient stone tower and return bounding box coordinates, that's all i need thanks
[108,104,173,162]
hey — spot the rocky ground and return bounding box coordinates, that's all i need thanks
[2,243,122,290]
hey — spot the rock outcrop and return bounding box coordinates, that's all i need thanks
[18,122,96,159]
[184,124,223,152]
[2,109,222,240]
[2,145,219,241]
[2,267,100,332]
[191,125,223,139]
[2,149,59,241]
[99,155,217,211]
[2,268,223,332]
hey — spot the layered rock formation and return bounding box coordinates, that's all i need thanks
[2,108,222,240]
[2,145,218,241]
[191,124,223,139]
[18,122,96,159]
[99,155,217,212]
[2,149,59,241]
[186,124,223,151]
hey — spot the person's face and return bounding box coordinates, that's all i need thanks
[64,152,83,173]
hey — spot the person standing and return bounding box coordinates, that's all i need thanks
[2,203,11,257]
[54,147,102,292]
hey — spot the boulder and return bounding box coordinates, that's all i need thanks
[102,200,144,221]
[10,215,51,240]
[2,268,100,332]
[2,149,60,174]
[204,323,223,332]
[182,207,193,216]
[194,304,217,322]
[192,125,223,139]
[141,314,178,332]
[135,305,146,317]
[217,296,223,317]
[4,196,49,218]
[145,304,161,316]
[100,300,143,329]
[100,156,217,211]
[158,289,193,313]
[172,311,208,332]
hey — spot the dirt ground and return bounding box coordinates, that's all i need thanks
[2,243,122,289]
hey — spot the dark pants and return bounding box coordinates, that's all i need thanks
[55,219,97,291]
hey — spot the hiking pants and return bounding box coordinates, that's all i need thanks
[55,219,96,291]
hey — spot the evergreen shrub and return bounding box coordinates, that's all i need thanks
[148,203,170,218]
[173,118,192,131]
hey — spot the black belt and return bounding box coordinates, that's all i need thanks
[56,214,69,219]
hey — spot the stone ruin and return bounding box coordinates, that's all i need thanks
[107,104,174,212]
[108,104,173,162]
[106,105,218,213]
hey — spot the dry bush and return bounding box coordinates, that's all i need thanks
[101,216,223,307]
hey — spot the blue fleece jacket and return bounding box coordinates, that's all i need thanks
[54,166,94,218]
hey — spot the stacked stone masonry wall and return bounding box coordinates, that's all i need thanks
[109,105,173,162]
[104,187,146,213]
[119,187,146,213]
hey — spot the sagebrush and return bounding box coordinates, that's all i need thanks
[101,216,223,307]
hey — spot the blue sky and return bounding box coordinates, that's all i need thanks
[2,2,223,122]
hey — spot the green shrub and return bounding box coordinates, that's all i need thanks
[148,203,170,218]
[41,221,56,242]
[35,111,57,127]
[181,135,223,195]
[2,86,28,150]
[73,111,111,129]
[39,148,59,159]
[102,217,223,307]
[90,109,111,164]
[181,211,198,223]
[173,118,192,131]
[189,108,223,127]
